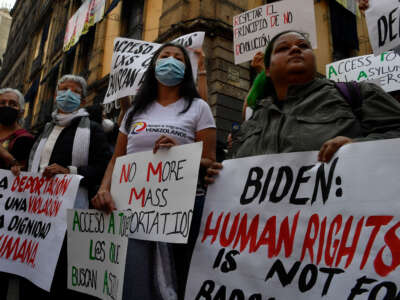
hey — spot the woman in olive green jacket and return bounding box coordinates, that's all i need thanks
[206,30,400,183]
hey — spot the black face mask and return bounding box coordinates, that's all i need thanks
[0,106,19,126]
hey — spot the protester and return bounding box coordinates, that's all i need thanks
[0,88,34,300]
[242,51,265,120]
[92,42,216,300]
[206,30,400,182]
[0,88,34,172]
[20,74,111,299]
[86,103,119,152]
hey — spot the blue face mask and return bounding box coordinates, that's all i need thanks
[56,89,81,113]
[155,56,186,87]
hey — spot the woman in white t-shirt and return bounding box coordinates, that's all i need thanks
[92,43,216,299]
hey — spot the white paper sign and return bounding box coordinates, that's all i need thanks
[67,209,128,300]
[233,0,317,65]
[103,32,205,104]
[186,138,400,300]
[326,51,400,92]
[110,143,203,243]
[366,0,400,55]
[0,171,81,291]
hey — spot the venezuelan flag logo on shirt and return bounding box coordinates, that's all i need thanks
[131,122,147,134]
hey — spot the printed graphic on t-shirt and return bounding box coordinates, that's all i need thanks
[130,123,188,139]
[131,122,147,134]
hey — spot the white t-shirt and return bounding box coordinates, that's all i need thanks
[120,98,215,154]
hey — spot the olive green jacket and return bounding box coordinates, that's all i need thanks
[233,78,400,158]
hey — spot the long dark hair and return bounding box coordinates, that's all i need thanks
[124,42,200,132]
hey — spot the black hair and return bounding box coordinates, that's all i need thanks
[86,104,103,124]
[124,42,200,132]
[264,30,310,69]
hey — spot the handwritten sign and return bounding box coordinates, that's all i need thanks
[64,0,105,51]
[67,209,128,300]
[110,143,202,243]
[233,0,317,65]
[103,32,205,104]
[186,138,400,300]
[0,170,81,291]
[326,51,400,92]
[366,0,400,55]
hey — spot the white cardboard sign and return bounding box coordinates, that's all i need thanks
[186,138,400,300]
[233,0,317,65]
[110,142,203,243]
[366,0,400,55]
[326,51,400,92]
[67,209,129,300]
[0,171,81,291]
[103,32,205,104]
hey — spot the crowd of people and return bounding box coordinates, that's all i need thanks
[2,0,400,299]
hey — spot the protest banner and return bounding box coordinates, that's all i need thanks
[67,209,128,300]
[103,32,205,104]
[0,170,81,291]
[366,0,400,55]
[326,51,400,92]
[64,0,105,51]
[186,138,400,300]
[110,142,202,243]
[335,0,358,15]
[233,0,317,65]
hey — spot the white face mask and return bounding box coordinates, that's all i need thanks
[102,119,114,133]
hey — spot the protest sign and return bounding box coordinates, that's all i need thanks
[64,0,105,51]
[67,209,128,300]
[186,138,400,300]
[0,170,81,291]
[233,0,317,65]
[110,142,202,243]
[326,51,400,92]
[335,0,358,15]
[103,32,205,104]
[366,0,400,55]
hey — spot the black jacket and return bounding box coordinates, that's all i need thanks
[48,117,111,197]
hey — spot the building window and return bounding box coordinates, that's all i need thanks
[121,0,144,39]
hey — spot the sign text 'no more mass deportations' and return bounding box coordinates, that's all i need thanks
[233,0,317,65]
[110,143,203,244]
[186,138,400,300]
[0,171,82,291]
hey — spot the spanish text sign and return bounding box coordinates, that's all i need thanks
[233,0,317,65]
[67,209,129,300]
[366,0,400,55]
[0,171,81,291]
[186,138,400,299]
[326,51,400,92]
[103,32,205,104]
[110,142,203,243]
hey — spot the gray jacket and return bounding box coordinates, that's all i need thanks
[233,78,400,158]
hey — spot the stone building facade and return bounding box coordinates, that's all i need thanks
[0,0,372,142]
[0,8,12,70]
